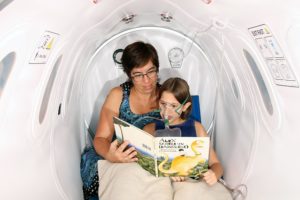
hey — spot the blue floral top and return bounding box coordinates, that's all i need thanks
[119,81,161,129]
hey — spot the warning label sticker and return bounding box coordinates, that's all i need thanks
[29,31,60,64]
[248,24,298,87]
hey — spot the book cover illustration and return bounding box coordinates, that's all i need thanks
[113,117,157,175]
[113,117,209,179]
[155,137,209,179]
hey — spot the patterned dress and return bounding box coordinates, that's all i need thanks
[80,81,161,200]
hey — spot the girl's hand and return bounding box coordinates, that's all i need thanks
[107,140,138,163]
[202,169,218,186]
[170,176,186,182]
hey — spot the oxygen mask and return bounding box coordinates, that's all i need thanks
[159,100,184,126]
[154,100,184,137]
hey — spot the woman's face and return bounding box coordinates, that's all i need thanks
[130,60,158,94]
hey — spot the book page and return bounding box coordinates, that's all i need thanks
[113,117,157,175]
[155,137,209,179]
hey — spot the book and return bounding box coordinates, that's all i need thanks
[113,116,210,179]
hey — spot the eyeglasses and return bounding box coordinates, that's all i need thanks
[131,68,157,82]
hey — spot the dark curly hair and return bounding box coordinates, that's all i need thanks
[121,41,159,78]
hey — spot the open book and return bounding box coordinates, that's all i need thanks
[113,117,210,179]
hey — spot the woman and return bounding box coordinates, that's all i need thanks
[81,41,161,200]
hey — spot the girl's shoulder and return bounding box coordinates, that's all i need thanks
[193,120,208,137]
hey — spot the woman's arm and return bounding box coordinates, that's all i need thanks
[93,87,137,163]
[195,122,223,185]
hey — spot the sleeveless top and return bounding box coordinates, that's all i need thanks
[81,81,161,200]
[154,118,197,137]
[119,81,161,129]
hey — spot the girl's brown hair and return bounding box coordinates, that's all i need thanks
[159,77,192,119]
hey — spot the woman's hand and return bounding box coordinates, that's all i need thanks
[202,169,218,186]
[106,140,138,163]
[170,176,186,182]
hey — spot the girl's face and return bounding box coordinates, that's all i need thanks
[130,60,158,94]
[159,91,190,125]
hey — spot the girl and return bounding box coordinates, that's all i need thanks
[144,77,223,185]
[98,77,231,200]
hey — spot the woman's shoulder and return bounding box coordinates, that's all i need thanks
[108,86,122,97]
[104,86,123,107]
[109,81,132,95]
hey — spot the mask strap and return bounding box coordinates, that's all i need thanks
[175,95,190,115]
